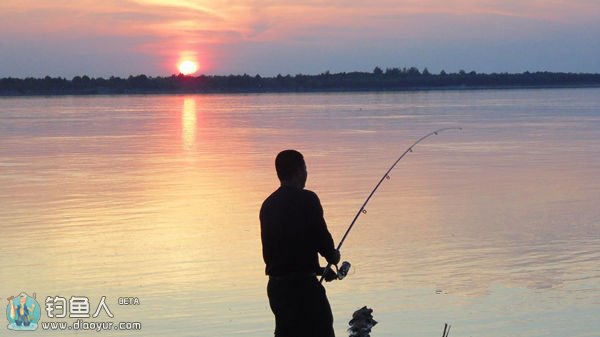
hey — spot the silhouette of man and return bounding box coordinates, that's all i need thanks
[260,149,340,337]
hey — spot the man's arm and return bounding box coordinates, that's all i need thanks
[259,205,272,271]
[317,266,338,282]
[309,192,340,265]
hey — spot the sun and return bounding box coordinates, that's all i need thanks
[178,61,198,75]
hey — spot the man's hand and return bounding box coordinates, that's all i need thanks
[322,266,338,282]
[328,249,341,265]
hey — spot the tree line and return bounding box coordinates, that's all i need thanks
[1,67,599,95]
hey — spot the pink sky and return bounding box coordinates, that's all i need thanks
[1,0,599,77]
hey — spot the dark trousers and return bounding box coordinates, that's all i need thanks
[267,275,335,337]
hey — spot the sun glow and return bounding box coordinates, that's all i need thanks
[178,61,198,75]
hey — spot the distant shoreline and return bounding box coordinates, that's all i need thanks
[2,69,600,96]
[2,84,599,98]
[2,85,600,98]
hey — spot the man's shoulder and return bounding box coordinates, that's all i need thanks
[301,188,319,200]
[285,187,320,201]
[261,189,279,208]
[261,187,319,204]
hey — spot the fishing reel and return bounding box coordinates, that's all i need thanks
[335,261,351,280]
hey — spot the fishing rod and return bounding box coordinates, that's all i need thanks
[320,127,462,283]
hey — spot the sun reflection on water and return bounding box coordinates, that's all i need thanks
[182,97,197,151]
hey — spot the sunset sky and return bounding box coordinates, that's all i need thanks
[1,0,599,78]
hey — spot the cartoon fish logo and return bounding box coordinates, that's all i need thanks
[6,292,41,331]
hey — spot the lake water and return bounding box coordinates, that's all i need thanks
[1,89,599,337]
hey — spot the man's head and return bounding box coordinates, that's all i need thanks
[275,149,307,188]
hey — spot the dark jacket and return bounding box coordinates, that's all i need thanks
[260,185,337,277]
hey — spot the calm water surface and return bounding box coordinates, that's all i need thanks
[1,89,599,337]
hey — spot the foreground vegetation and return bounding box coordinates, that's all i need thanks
[2,67,599,95]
